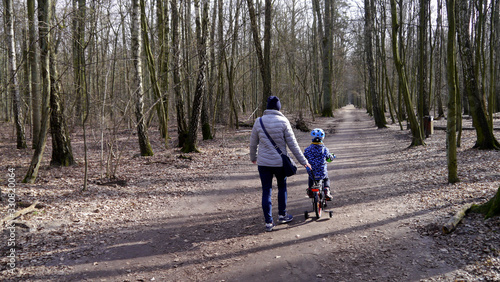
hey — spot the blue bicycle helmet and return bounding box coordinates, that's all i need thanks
[311,128,325,140]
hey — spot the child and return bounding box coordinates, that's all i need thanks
[304,128,335,200]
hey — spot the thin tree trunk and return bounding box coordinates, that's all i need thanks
[390,0,425,147]
[131,0,154,156]
[4,0,27,149]
[456,0,500,150]
[418,0,430,136]
[23,0,52,183]
[182,0,209,153]
[246,0,272,113]
[225,0,241,129]
[215,0,225,124]
[171,0,188,147]
[28,0,41,148]
[141,0,168,149]
[445,0,459,183]
[365,0,386,127]
[158,0,170,143]
[202,0,217,140]
[435,0,445,118]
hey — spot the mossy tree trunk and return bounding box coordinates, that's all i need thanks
[472,186,500,219]
[389,0,425,147]
[28,0,41,149]
[157,0,169,143]
[49,44,75,167]
[445,0,459,183]
[456,0,500,150]
[321,0,334,117]
[365,0,386,127]
[131,0,153,156]
[171,0,189,147]
[23,0,52,183]
[141,0,168,149]
[182,0,209,153]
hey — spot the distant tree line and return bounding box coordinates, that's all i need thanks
[0,0,498,184]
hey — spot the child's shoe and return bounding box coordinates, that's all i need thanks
[324,187,333,201]
[265,222,275,232]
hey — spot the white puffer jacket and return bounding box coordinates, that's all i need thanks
[249,110,308,167]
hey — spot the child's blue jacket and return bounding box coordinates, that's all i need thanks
[304,142,333,180]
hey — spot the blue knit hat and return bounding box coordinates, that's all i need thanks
[266,96,281,111]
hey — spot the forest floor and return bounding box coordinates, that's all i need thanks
[1,105,500,281]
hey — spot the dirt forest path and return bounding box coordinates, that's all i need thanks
[55,105,466,282]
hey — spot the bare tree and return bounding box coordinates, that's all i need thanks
[157,0,170,143]
[4,0,27,149]
[49,34,75,166]
[456,0,500,150]
[390,0,425,147]
[171,0,189,147]
[27,0,41,148]
[224,0,241,129]
[131,0,154,156]
[247,0,272,113]
[365,0,386,127]
[23,0,53,183]
[418,0,430,136]
[182,0,209,152]
[141,0,168,148]
[445,0,459,183]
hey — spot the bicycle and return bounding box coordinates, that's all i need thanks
[304,167,333,220]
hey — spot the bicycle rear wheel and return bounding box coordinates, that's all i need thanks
[313,193,322,219]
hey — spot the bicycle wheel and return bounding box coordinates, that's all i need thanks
[313,193,322,219]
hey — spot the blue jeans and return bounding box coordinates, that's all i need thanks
[258,166,288,224]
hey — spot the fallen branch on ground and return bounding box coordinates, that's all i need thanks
[442,203,473,234]
[1,201,40,226]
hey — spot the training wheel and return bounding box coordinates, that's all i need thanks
[304,211,309,219]
[329,211,333,218]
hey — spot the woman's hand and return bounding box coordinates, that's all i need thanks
[304,163,311,170]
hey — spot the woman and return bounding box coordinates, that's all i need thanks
[250,96,311,232]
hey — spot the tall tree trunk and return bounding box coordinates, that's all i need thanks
[28,0,41,149]
[4,0,27,149]
[215,0,225,124]
[157,0,170,143]
[445,0,459,183]
[418,0,430,136]
[435,0,445,118]
[365,0,386,127]
[490,0,499,124]
[131,0,154,156]
[456,0,500,150]
[23,0,52,183]
[182,0,209,153]
[225,0,241,129]
[202,0,217,140]
[496,0,500,113]
[390,0,425,146]
[171,0,188,147]
[321,0,334,117]
[49,32,75,166]
[246,0,272,113]
[141,0,168,149]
